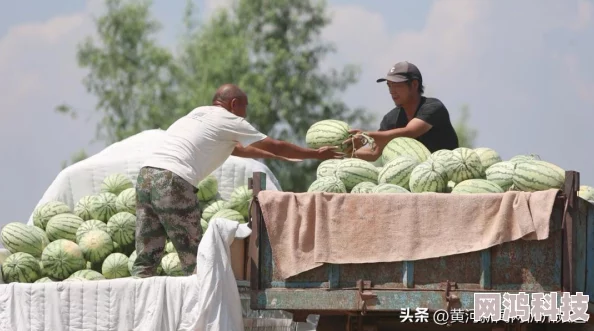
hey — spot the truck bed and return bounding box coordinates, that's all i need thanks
[246,171,594,329]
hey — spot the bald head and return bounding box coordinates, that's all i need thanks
[212,84,248,118]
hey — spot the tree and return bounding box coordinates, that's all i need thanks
[454,104,478,148]
[57,0,372,192]
[61,149,89,169]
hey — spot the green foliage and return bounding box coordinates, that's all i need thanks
[58,0,372,192]
[454,104,478,148]
[61,149,89,170]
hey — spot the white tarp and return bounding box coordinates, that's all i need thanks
[27,129,282,225]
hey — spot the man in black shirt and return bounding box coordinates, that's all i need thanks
[347,61,459,160]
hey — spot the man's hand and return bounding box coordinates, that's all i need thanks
[316,146,345,160]
[274,155,303,162]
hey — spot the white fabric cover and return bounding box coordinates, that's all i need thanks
[26,129,281,225]
[0,218,246,331]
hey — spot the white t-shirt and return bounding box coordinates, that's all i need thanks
[143,106,267,186]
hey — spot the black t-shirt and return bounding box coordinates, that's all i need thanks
[378,97,459,153]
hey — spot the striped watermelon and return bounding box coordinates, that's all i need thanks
[578,185,594,202]
[197,175,218,202]
[69,269,105,281]
[429,149,457,180]
[371,183,410,194]
[1,222,49,257]
[74,195,97,221]
[335,158,379,190]
[316,159,341,178]
[512,160,565,192]
[449,148,483,183]
[90,193,118,222]
[161,252,184,276]
[474,148,502,174]
[32,201,71,230]
[115,188,136,214]
[100,173,133,195]
[41,239,86,280]
[1,252,42,283]
[202,200,229,221]
[485,161,516,191]
[34,277,53,283]
[451,179,504,194]
[305,119,351,151]
[509,154,541,164]
[107,212,136,246]
[102,253,130,279]
[45,214,84,242]
[227,185,252,218]
[79,229,114,263]
[377,155,419,190]
[307,176,347,193]
[211,209,245,223]
[201,219,208,233]
[350,182,377,193]
[200,199,216,213]
[409,160,448,193]
[381,137,431,164]
[76,219,108,243]
[165,241,177,253]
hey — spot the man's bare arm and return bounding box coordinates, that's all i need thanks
[250,137,341,160]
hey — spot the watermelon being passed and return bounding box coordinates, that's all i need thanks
[305,119,351,151]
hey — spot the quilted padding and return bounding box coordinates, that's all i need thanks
[26,129,281,225]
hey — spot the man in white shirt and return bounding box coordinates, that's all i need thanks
[132,84,343,277]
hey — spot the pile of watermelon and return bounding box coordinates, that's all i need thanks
[305,120,594,202]
[0,173,254,284]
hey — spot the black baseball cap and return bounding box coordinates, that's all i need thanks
[376,61,422,83]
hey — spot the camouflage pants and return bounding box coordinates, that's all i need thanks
[131,166,202,277]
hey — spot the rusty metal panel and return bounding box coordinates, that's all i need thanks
[414,251,482,290]
[339,262,404,288]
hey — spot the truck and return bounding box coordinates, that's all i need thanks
[245,170,594,331]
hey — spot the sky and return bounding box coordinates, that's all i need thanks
[1,0,593,225]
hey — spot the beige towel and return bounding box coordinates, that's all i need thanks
[257,189,560,280]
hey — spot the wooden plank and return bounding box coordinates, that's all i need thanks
[249,172,266,308]
[563,170,579,293]
[328,264,340,289]
[586,204,594,300]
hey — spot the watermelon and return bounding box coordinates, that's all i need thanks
[76,219,108,243]
[201,219,208,234]
[485,161,516,191]
[78,229,114,263]
[509,154,541,163]
[451,179,504,194]
[335,158,379,190]
[74,196,97,221]
[381,137,431,164]
[211,209,245,223]
[409,160,448,193]
[115,188,136,214]
[1,222,49,257]
[69,269,105,281]
[429,149,457,180]
[161,252,184,276]
[165,241,176,254]
[227,185,252,219]
[90,193,118,222]
[350,182,377,193]
[307,176,347,193]
[377,155,419,189]
[197,175,218,202]
[34,277,54,283]
[1,252,42,283]
[41,239,86,280]
[371,183,410,194]
[316,159,341,178]
[107,212,136,246]
[45,213,84,242]
[512,160,565,192]
[202,200,229,221]
[102,253,130,279]
[305,119,351,151]
[32,201,71,230]
[474,147,502,174]
[449,148,483,183]
[578,185,594,202]
[100,173,133,195]
[63,276,88,282]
